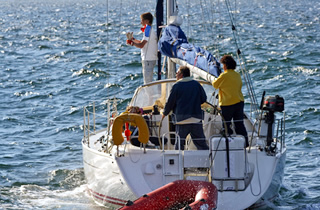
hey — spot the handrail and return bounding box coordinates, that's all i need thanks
[275,116,286,153]
[83,105,94,147]
[83,99,118,149]
[161,132,181,151]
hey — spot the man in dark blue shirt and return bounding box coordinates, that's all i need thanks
[162,66,209,150]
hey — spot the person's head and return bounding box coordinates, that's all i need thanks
[140,12,153,25]
[176,66,190,79]
[220,55,237,70]
[127,106,143,114]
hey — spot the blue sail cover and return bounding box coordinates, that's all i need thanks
[158,25,221,78]
[158,25,188,57]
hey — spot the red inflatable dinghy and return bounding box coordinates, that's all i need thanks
[120,180,218,209]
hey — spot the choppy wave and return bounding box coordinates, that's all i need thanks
[1,0,320,209]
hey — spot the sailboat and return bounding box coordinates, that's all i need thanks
[82,0,286,209]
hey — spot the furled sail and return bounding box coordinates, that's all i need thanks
[158,24,221,81]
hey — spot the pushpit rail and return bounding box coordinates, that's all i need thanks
[83,100,117,148]
[83,102,97,147]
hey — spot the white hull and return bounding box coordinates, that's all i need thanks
[83,131,286,209]
[82,79,286,209]
[81,0,287,207]
[82,140,135,208]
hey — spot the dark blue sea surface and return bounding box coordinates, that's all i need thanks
[1,0,319,209]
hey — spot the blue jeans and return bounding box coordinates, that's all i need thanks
[175,123,209,150]
[220,101,248,147]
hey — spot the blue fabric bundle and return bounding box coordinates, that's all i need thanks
[158,25,221,78]
[158,25,188,57]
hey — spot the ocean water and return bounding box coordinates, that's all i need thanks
[0,0,319,209]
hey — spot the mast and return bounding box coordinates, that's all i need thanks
[156,0,164,80]
[166,0,177,78]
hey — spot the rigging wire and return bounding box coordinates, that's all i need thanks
[117,0,123,41]
[187,0,190,39]
[185,0,221,70]
[224,0,242,55]
[209,0,221,59]
[106,0,110,87]
[199,0,210,48]
[224,0,260,116]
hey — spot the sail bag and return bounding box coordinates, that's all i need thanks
[158,25,221,77]
[158,24,188,57]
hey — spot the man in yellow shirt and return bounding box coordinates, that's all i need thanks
[213,55,248,147]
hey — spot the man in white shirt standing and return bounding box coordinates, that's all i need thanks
[127,12,158,84]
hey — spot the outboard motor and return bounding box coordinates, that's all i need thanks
[260,91,285,150]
